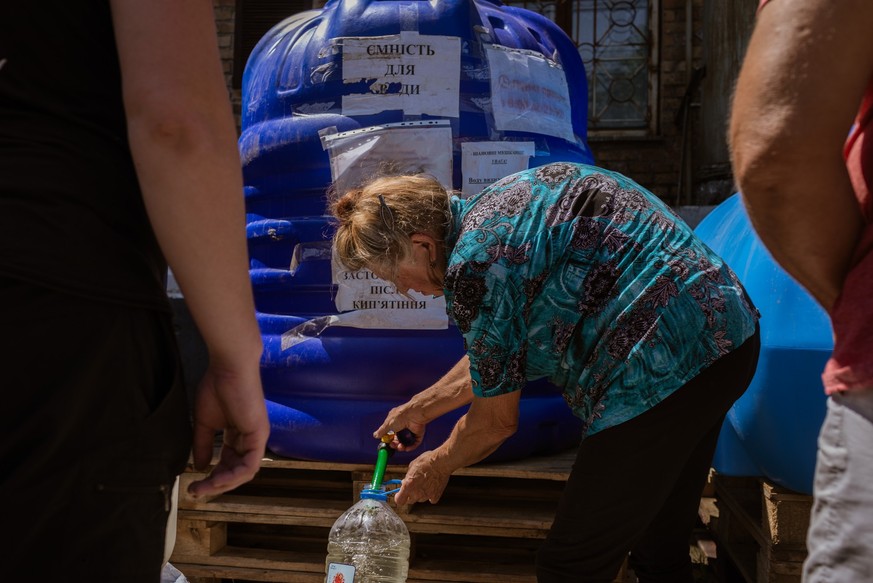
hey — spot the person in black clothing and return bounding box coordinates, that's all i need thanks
[0,1,269,580]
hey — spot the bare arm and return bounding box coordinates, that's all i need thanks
[393,390,520,505]
[374,356,476,451]
[111,0,269,496]
[729,0,872,310]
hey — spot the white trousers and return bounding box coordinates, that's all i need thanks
[803,389,873,582]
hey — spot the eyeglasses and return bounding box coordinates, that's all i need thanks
[378,194,395,232]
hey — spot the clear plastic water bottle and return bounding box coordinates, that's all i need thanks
[324,482,410,583]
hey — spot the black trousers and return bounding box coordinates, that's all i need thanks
[536,327,760,583]
[0,278,192,582]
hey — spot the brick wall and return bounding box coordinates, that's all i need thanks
[589,0,705,204]
[213,0,242,124]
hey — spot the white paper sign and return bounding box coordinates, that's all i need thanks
[331,250,448,329]
[341,31,461,117]
[322,121,452,329]
[460,141,535,197]
[321,120,453,197]
[486,44,575,142]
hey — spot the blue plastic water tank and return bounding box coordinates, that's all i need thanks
[241,0,594,463]
[694,194,830,494]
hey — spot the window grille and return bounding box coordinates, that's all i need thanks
[504,0,657,134]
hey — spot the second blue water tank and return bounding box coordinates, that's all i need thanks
[695,194,830,494]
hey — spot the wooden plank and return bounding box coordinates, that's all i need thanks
[178,496,556,538]
[410,556,535,583]
[177,558,537,583]
[172,446,588,583]
[175,519,228,558]
[181,493,349,519]
[698,496,718,527]
[400,499,556,535]
[178,510,340,529]
[252,447,576,482]
[226,523,329,552]
[761,481,812,548]
[236,472,358,494]
[711,474,810,583]
[178,562,323,582]
[411,533,541,582]
[178,472,563,539]
[175,532,632,583]
[177,556,630,583]
[418,474,567,502]
[399,521,550,539]
[174,545,323,572]
[712,476,763,583]
[451,448,575,480]
[714,476,769,550]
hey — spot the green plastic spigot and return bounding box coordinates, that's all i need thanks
[369,429,417,491]
[369,432,395,491]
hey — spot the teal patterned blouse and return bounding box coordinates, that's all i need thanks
[443,162,759,437]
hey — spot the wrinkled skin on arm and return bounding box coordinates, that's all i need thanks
[373,355,521,505]
[393,390,520,506]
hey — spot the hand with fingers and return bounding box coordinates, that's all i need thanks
[187,359,270,498]
[374,402,428,452]
[393,449,451,506]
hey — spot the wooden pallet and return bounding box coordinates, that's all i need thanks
[703,474,812,583]
[170,448,634,583]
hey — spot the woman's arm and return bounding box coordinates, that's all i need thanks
[393,390,520,505]
[374,355,476,451]
[110,0,269,496]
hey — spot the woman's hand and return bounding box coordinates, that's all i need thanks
[393,449,451,505]
[373,356,477,452]
[374,402,428,452]
[389,391,522,507]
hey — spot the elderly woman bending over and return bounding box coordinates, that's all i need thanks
[330,162,760,583]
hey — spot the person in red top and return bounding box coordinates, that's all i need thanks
[730,0,873,580]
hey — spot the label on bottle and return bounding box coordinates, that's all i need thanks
[327,562,356,583]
